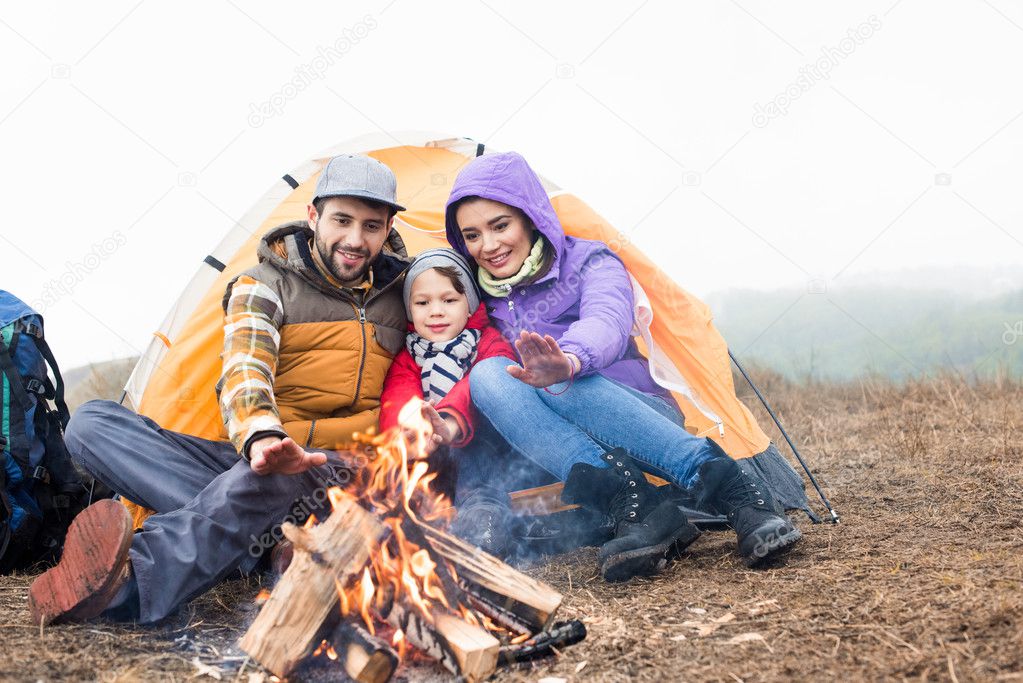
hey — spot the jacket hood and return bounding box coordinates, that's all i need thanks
[444,152,565,280]
[258,220,409,295]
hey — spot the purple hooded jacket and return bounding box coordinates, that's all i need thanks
[444,151,670,400]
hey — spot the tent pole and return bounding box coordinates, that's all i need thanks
[728,350,840,524]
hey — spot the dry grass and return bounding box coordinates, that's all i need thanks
[63,357,137,414]
[2,375,1021,682]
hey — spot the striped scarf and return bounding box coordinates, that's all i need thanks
[406,329,481,403]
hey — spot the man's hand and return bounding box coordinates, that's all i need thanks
[507,331,579,388]
[248,436,327,475]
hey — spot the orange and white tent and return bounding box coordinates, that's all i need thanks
[123,132,812,516]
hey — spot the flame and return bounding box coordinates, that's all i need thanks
[404,461,430,508]
[459,605,480,627]
[323,398,514,662]
[397,398,434,458]
[328,486,348,510]
[312,639,339,661]
[336,578,350,617]
[303,513,318,529]
[359,567,376,635]
[392,628,407,660]
[255,588,271,604]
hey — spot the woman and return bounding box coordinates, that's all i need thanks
[445,152,800,579]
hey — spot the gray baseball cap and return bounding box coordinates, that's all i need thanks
[312,154,406,212]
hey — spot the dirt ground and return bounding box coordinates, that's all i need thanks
[2,375,1021,682]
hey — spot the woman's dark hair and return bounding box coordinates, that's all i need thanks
[452,196,535,232]
[431,265,467,294]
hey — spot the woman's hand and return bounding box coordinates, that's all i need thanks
[248,436,327,475]
[507,331,579,388]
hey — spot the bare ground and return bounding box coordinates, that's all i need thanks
[2,375,1021,682]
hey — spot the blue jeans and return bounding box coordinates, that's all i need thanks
[459,356,720,496]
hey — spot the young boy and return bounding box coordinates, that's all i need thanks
[379,248,515,451]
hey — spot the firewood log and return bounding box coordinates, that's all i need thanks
[328,621,399,683]
[239,492,388,677]
[417,522,563,631]
[377,586,499,683]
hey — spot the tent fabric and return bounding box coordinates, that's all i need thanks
[121,133,810,526]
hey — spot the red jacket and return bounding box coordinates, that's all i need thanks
[379,304,516,447]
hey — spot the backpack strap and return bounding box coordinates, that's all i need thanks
[14,325,81,496]
[25,335,69,429]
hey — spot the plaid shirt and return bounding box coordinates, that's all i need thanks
[219,275,288,455]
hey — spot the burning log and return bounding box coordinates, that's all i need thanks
[239,491,389,677]
[377,585,500,683]
[397,515,533,637]
[398,515,463,612]
[498,620,588,665]
[418,522,563,631]
[462,590,535,637]
[327,621,399,683]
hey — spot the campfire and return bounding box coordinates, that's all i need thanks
[239,399,584,682]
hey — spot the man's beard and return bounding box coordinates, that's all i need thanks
[314,229,372,284]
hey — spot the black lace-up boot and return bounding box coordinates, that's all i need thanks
[698,457,801,566]
[563,449,701,582]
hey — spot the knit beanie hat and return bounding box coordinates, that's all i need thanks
[402,248,481,318]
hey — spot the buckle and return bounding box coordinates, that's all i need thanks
[19,321,43,338]
[32,465,50,483]
[25,378,45,395]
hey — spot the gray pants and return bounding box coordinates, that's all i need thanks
[65,400,354,623]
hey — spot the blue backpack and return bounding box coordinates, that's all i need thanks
[0,290,88,572]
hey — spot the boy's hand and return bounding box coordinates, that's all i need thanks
[249,436,327,475]
[399,401,460,455]
[424,404,462,446]
[441,415,462,445]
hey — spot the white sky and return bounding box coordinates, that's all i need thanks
[3,0,1022,369]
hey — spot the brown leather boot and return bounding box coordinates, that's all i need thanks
[269,539,294,575]
[28,499,134,626]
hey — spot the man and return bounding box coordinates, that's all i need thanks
[28,155,412,625]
